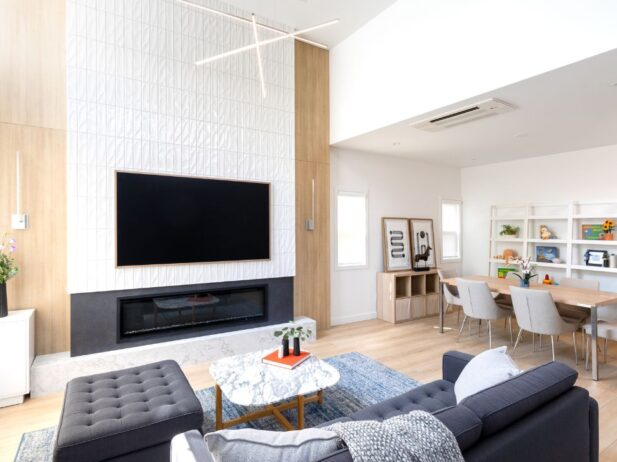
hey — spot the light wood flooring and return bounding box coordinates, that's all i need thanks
[2,313,617,461]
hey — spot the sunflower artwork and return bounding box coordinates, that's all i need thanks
[603,219,615,240]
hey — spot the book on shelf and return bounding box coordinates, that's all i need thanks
[262,349,311,369]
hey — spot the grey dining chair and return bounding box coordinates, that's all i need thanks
[438,269,462,324]
[510,286,579,363]
[457,278,513,348]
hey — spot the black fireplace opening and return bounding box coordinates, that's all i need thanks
[119,286,267,338]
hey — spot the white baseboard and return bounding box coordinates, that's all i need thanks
[331,311,377,326]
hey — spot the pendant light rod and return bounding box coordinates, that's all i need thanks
[251,14,267,99]
[196,18,339,66]
[176,0,329,49]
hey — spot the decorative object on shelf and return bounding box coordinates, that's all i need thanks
[502,249,517,262]
[584,249,609,267]
[274,323,313,358]
[382,218,412,272]
[536,246,559,263]
[497,267,517,279]
[543,274,553,285]
[410,218,436,271]
[551,258,562,264]
[539,225,555,240]
[602,219,615,240]
[610,254,617,269]
[0,235,19,318]
[499,224,520,238]
[582,224,604,240]
[510,257,537,287]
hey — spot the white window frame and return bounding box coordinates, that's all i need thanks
[441,199,462,263]
[335,190,369,270]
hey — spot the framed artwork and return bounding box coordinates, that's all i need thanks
[410,218,436,270]
[536,246,559,263]
[382,218,412,272]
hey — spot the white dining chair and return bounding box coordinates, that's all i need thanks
[556,277,599,352]
[510,286,579,363]
[583,321,617,369]
[438,269,462,324]
[457,279,513,348]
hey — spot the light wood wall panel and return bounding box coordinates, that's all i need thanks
[294,41,331,330]
[0,0,66,130]
[0,0,68,354]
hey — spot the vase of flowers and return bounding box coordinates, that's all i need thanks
[603,220,615,240]
[510,257,537,288]
[0,235,19,318]
[274,323,313,357]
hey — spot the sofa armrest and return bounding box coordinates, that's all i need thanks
[442,351,474,383]
[171,430,213,462]
[590,397,599,462]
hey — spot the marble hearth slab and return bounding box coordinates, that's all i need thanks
[31,317,316,397]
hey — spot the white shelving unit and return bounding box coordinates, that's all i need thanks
[488,201,617,279]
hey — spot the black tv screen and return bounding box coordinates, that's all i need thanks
[116,172,270,267]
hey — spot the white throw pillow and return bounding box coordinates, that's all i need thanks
[205,428,340,462]
[454,346,521,404]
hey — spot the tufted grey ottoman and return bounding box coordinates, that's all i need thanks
[53,360,203,462]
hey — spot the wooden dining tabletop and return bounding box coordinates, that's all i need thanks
[442,275,617,308]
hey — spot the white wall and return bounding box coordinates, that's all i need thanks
[330,148,461,325]
[330,0,617,144]
[66,0,295,293]
[462,143,617,290]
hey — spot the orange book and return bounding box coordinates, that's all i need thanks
[262,349,311,369]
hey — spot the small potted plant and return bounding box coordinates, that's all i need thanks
[0,235,19,318]
[274,323,313,356]
[510,257,537,288]
[499,224,520,239]
[603,219,615,240]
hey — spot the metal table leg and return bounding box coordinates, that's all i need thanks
[591,306,599,381]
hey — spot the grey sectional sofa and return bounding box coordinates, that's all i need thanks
[177,351,599,462]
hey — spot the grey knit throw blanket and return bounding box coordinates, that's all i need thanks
[323,410,464,462]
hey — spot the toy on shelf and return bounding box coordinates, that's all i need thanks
[540,225,555,240]
[543,274,553,285]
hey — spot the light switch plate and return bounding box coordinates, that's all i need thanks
[11,214,28,230]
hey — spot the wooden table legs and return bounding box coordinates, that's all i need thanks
[214,385,324,431]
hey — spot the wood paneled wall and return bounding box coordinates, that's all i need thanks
[0,0,68,354]
[294,41,331,330]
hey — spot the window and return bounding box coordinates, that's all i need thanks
[337,192,368,268]
[442,200,462,261]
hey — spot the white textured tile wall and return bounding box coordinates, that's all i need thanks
[67,0,295,293]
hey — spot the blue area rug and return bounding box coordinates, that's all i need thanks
[14,352,420,461]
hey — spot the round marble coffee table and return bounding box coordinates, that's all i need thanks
[209,350,340,430]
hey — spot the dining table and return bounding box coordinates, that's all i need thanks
[440,275,617,381]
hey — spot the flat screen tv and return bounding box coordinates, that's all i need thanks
[116,172,270,267]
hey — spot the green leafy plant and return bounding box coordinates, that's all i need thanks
[0,234,19,284]
[274,323,313,341]
[499,224,520,236]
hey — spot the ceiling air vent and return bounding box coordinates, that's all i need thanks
[410,98,515,132]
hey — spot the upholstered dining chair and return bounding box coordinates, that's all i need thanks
[510,286,579,363]
[438,269,462,324]
[457,279,513,348]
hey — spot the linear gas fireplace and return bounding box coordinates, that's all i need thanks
[119,286,266,338]
[70,277,293,356]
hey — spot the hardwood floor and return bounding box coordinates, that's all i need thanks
[2,313,617,460]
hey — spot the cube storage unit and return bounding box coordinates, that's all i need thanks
[377,270,441,323]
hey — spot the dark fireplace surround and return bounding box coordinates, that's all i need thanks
[71,277,293,357]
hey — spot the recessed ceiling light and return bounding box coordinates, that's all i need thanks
[611,82,617,87]
[392,142,401,147]
[514,132,529,139]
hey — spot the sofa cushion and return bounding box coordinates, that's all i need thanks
[205,428,341,462]
[53,360,204,462]
[433,405,483,452]
[461,361,578,438]
[348,380,456,422]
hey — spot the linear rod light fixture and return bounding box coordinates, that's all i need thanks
[195,19,339,66]
[176,0,329,49]
[251,14,267,99]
